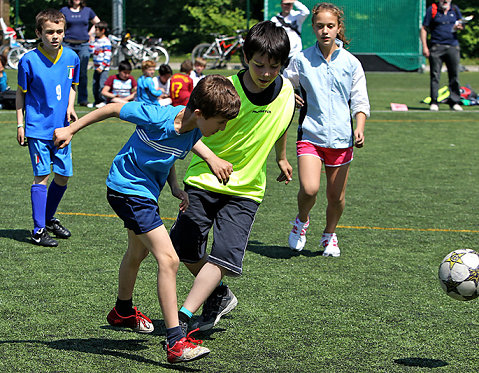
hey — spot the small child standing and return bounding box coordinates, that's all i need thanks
[16,9,80,247]
[101,60,137,103]
[154,64,173,106]
[53,75,241,363]
[137,60,164,104]
[170,60,194,106]
[189,57,206,87]
[0,55,8,93]
[89,21,111,108]
[284,2,370,256]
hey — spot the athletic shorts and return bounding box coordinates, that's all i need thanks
[170,185,260,276]
[106,187,163,234]
[296,141,353,167]
[28,138,73,177]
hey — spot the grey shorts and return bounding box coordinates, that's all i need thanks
[170,185,259,276]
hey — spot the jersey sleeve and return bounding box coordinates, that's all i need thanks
[119,101,169,127]
[73,54,80,85]
[17,55,30,92]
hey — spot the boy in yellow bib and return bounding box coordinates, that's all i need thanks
[170,21,296,332]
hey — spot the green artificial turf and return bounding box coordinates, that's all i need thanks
[0,70,478,372]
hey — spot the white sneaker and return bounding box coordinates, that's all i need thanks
[86,103,94,108]
[430,104,439,111]
[321,233,340,257]
[288,216,309,251]
[451,104,463,111]
[95,102,106,108]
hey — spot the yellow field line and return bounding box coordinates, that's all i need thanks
[57,212,478,233]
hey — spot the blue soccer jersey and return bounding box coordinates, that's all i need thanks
[18,45,80,140]
[106,102,203,201]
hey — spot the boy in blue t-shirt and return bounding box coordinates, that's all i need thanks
[16,9,80,247]
[53,75,241,364]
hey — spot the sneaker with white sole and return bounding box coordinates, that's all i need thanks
[191,284,237,331]
[451,104,463,111]
[288,216,309,251]
[166,329,210,364]
[107,306,154,333]
[430,103,439,111]
[321,233,340,257]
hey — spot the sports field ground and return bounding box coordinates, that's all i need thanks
[0,70,478,372]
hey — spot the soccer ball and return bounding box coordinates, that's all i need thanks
[438,249,479,301]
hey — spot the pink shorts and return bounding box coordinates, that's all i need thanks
[296,141,353,167]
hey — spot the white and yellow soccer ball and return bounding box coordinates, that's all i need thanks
[438,249,479,301]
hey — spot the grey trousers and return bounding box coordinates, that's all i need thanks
[429,43,461,106]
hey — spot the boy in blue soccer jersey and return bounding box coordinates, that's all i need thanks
[53,75,241,364]
[16,9,80,247]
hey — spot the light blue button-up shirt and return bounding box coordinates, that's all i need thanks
[284,40,370,149]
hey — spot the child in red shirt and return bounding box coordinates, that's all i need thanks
[170,60,194,106]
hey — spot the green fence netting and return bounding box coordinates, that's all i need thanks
[264,0,426,71]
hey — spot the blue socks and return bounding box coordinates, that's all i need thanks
[31,184,47,234]
[179,306,193,318]
[46,181,67,222]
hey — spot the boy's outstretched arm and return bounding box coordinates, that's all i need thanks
[192,140,233,185]
[274,131,293,184]
[54,102,125,149]
[167,165,189,212]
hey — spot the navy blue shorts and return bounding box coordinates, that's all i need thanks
[107,188,163,234]
[170,185,260,276]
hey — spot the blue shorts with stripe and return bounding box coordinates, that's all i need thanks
[28,138,72,177]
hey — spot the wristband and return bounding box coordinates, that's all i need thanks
[17,124,24,128]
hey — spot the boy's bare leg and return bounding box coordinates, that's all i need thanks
[182,262,227,314]
[136,225,180,329]
[117,229,149,301]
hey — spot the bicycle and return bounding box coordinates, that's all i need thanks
[109,32,169,70]
[0,20,37,69]
[191,30,247,69]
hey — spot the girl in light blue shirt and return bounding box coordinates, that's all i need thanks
[284,2,370,257]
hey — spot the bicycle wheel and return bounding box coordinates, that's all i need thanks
[7,46,28,69]
[147,46,169,69]
[191,43,221,69]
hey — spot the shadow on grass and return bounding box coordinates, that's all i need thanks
[394,357,448,368]
[0,229,32,244]
[0,338,202,371]
[247,240,322,259]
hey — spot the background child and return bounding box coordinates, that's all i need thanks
[101,60,137,103]
[170,21,295,333]
[154,63,173,106]
[89,20,111,108]
[53,75,241,364]
[190,57,206,87]
[284,2,370,257]
[16,9,80,247]
[170,60,193,106]
[0,55,7,93]
[137,60,164,104]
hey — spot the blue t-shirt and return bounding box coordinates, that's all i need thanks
[18,45,80,140]
[106,102,203,201]
[60,6,97,41]
[0,72,7,92]
[423,5,462,46]
[137,75,163,105]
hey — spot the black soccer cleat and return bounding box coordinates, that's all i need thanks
[46,218,71,239]
[31,228,58,247]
